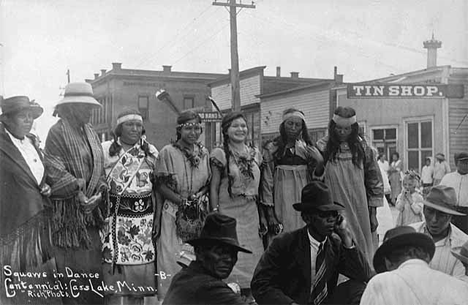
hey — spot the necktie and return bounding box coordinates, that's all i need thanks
[310,243,328,305]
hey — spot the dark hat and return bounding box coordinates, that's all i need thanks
[422,185,465,216]
[451,240,468,265]
[186,213,252,253]
[293,181,345,212]
[0,96,43,119]
[373,226,435,273]
[455,152,468,162]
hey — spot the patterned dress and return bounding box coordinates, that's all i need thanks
[155,143,210,299]
[317,137,384,266]
[101,139,158,297]
[210,146,265,289]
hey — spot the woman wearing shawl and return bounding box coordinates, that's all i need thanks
[44,82,107,305]
[260,108,324,243]
[155,110,210,300]
[317,106,383,265]
[388,152,403,204]
[0,96,59,305]
[209,112,264,301]
[100,109,158,305]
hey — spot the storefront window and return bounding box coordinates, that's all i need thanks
[371,127,397,160]
[406,120,433,172]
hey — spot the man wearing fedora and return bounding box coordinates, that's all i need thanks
[409,185,468,281]
[251,181,372,305]
[360,226,468,305]
[163,213,250,305]
[440,152,468,233]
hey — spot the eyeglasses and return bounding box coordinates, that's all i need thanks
[317,211,339,219]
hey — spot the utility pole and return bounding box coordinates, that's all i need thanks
[213,0,255,111]
[66,69,70,83]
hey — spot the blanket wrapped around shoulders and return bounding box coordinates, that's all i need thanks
[44,119,107,249]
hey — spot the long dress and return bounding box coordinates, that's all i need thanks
[0,125,60,305]
[210,146,264,289]
[261,140,319,233]
[389,160,403,203]
[100,139,158,297]
[155,143,210,299]
[45,119,107,305]
[317,137,384,265]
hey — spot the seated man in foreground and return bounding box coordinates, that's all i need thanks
[251,181,372,305]
[163,213,250,305]
[360,226,468,304]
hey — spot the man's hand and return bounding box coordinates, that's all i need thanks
[334,215,354,247]
[40,183,51,197]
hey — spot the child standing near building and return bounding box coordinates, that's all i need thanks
[395,171,424,226]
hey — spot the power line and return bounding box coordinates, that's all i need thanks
[134,4,216,68]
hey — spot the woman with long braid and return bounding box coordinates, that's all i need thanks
[155,110,210,301]
[210,112,265,301]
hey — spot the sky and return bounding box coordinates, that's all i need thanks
[1,0,467,140]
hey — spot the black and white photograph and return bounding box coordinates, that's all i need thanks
[1,0,468,304]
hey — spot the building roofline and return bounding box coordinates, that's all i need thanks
[208,66,266,86]
[257,79,336,99]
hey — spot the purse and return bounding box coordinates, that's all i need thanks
[175,194,209,242]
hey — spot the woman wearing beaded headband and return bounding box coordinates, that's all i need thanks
[155,110,210,300]
[260,108,325,244]
[100,109,159,304]
[317,106,384,266]
[210,112,265,301]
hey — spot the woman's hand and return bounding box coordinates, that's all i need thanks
[80,193,101,214]
[307,146,324,165]
[259,214,268,237]
[266,207,283,235]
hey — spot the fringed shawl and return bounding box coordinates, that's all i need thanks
[44,119,107,249]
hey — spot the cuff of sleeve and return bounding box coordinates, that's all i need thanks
[343,241,356,249]
[260,201,274,207]
[311,170,325,181]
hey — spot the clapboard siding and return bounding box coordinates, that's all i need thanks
[211,75,261,110]
[449,91,468,167]
[261,89,330,134]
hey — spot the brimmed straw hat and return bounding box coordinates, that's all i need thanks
[56,82,101,107]
[0,96,43,119]
[422,185,465,216]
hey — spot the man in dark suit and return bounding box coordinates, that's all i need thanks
[251,181,372,305]
[163,213,250,305]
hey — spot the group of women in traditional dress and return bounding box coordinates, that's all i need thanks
[0,81,384,305]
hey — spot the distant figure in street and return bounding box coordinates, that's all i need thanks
[421,157,434,187]
[388,152,403,204]
[409,185,468,281]
[360,226,468,305]
[251,181,372,305]
[163,213,250,305]
[377,153,392,204]
[433,153,451,186]
[440,152,468,233]
[395,171,424,226]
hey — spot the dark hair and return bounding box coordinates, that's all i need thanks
[176,110,202,141]
[272,108,314,162]
[325,106,365,168]
[391,152,400,160]
[109,110,150,157]
[221,112,248,198]
[385,245,431,267]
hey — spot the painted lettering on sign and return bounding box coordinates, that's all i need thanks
[198,112,222,122]
[347,84,464,98]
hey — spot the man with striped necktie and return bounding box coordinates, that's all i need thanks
[251,181,372,305]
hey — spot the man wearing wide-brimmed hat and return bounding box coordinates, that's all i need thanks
[409,185,468,281]
[361,226,468,304]
[252,181,372,305]
[44,82,107,305]
[163,213,250,305]
[440,152,468,233]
